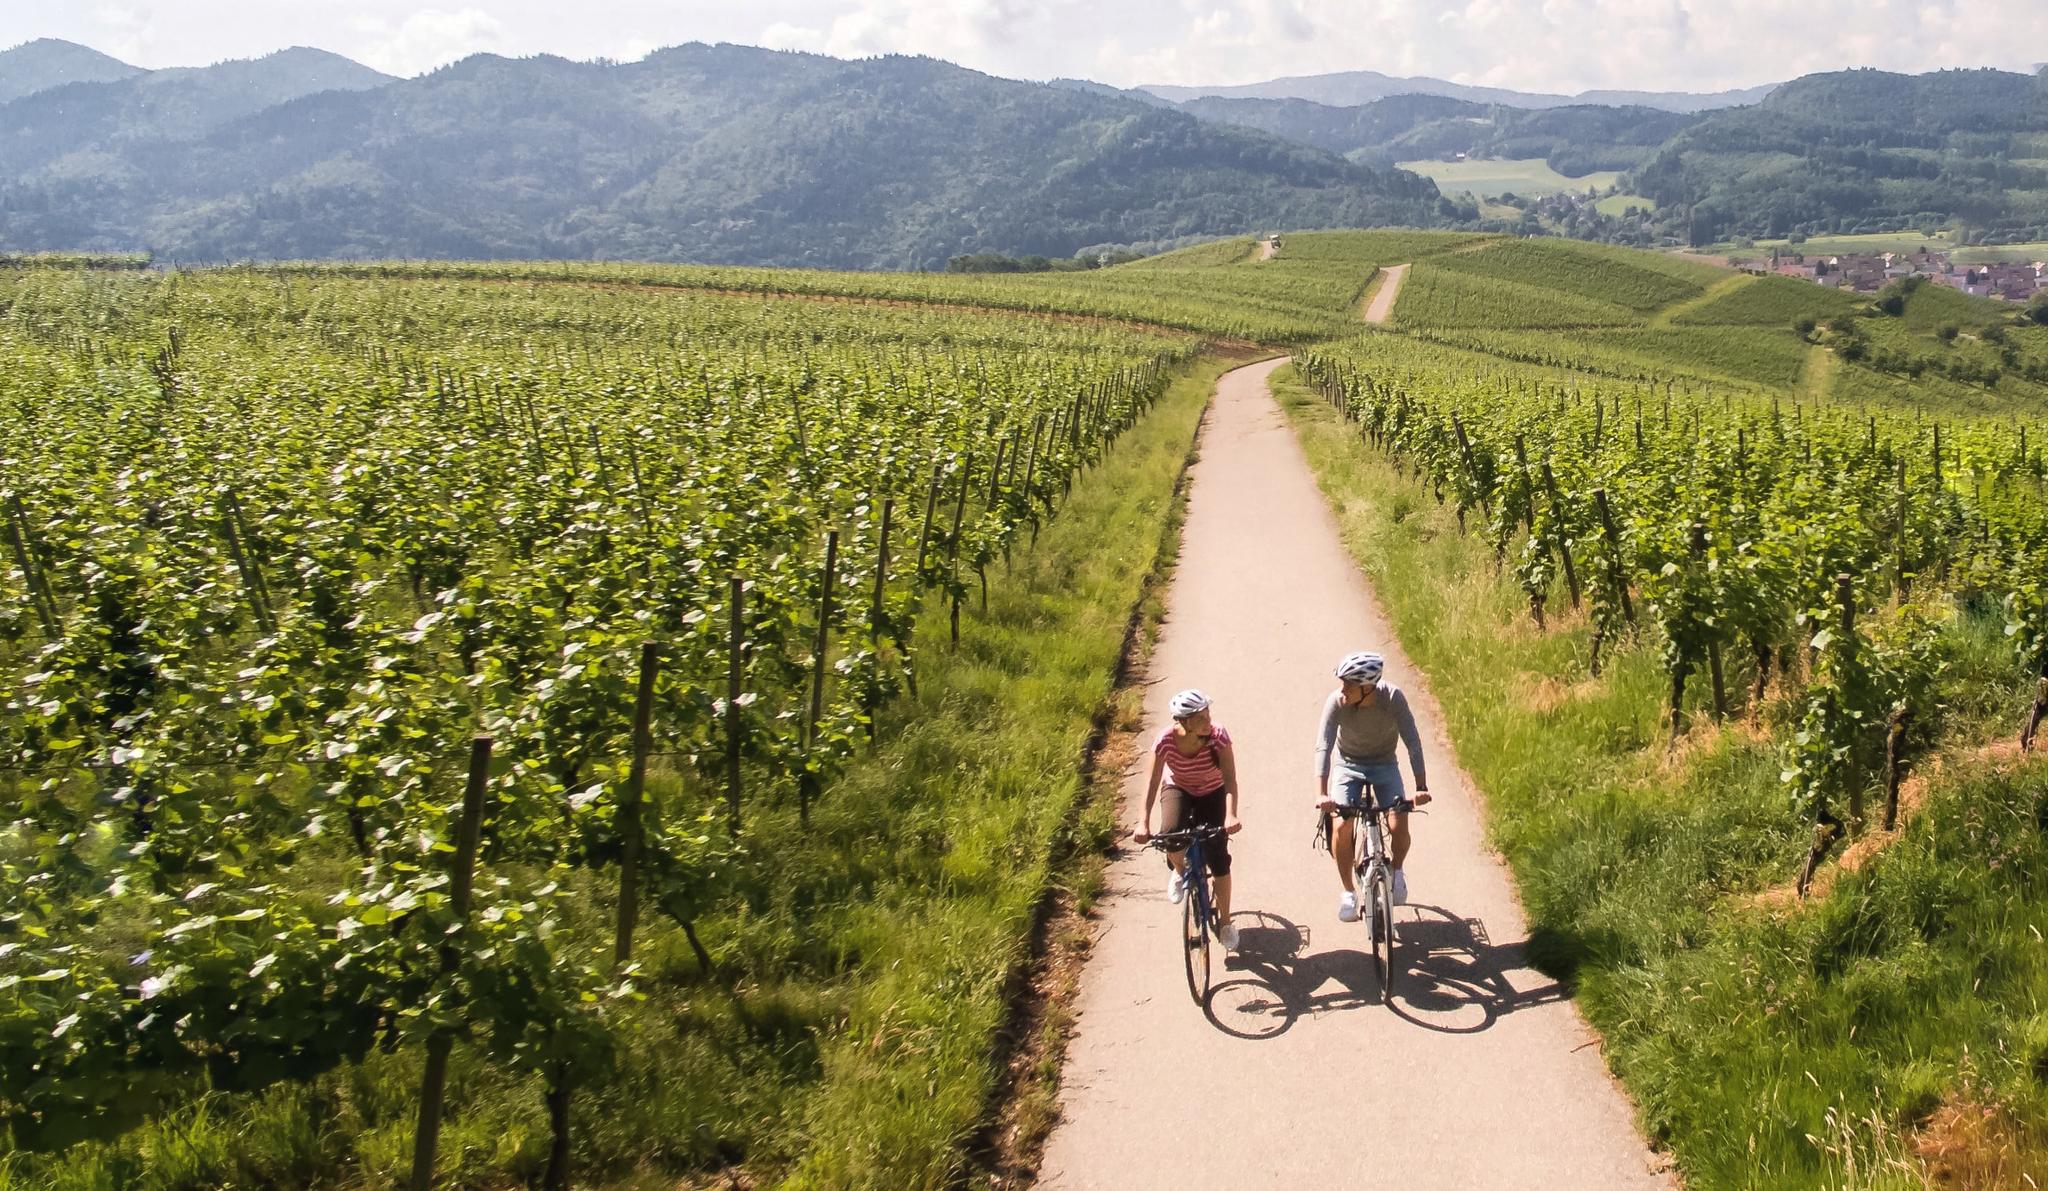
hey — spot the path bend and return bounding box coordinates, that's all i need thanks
[1362,263,1409,325]
[1035,358,1672,1190]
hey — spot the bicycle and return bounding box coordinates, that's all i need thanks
[1322,801,1400,1001]
[1146,824,1230,1003]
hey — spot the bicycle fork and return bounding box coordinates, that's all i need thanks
[1356,818,1387,933]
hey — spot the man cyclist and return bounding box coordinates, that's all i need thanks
[1313,652,1430,922]
[1134,688,1243,950]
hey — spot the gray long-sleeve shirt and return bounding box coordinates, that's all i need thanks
[1314,684,1426,786]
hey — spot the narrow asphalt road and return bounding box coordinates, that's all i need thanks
[1035,358,1674,1190]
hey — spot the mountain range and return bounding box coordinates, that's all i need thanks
[1137,69,1778,113]
[3,37,2047,263]
[0,40,1442,268]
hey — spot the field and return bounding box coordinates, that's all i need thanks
[0,268,1212,1187]
[1275,357,2048,1188]
[1395,157,1623,198]
[6,228,2048,1189]
[1595,193,1659,216]
[1723,231,2048,266]
[1672,274,1865,326]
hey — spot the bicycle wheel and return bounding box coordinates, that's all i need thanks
[1182,880,1211,1004]
[1372,869,1396,1002]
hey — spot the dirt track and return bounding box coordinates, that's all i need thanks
[1362,262,1409,324]
[1034,358,1673,1190]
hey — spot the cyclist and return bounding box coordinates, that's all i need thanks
[1133,688,1243,949]
[1313,652,1430,922]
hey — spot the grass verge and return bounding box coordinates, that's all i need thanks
[1269,363,2048,1190]
[1,357,1226,1191]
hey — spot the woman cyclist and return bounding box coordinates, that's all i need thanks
[1314,652,1430,922]
[1133,689,1243,950]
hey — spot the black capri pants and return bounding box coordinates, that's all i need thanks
[1157,784,1231,876]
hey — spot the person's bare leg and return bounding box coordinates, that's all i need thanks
[1213,873,1232,922]
[1332,821,1356,890]
[1391,810,1411,869]
[1167,849,1187,875]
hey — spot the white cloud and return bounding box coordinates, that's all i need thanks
[7,0,2048,94]
[356,7,507,77]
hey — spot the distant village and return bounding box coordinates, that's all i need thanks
[1746,247,2044,302]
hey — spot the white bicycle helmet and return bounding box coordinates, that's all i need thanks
[1334,651,1384,684]
[1167,689,1211,718]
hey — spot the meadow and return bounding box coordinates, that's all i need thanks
[1394,157,1623,198]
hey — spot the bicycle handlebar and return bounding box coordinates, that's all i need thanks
[1145,825,1228,849]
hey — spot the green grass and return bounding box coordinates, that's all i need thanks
[1673,275,1864,327]
[1271,363,2048,1190]
[1429,238,1720,315]
[1725,231,2048,267]
[1596,193,1659,216]
[1396,157,1622,198]
[1395,262,1646,329]
[1,355,1226,1191]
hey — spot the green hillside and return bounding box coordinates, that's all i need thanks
[0,46,1447,269]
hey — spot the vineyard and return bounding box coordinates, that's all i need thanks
[1392,264,1644,328]
[4,224,2048,1188]
[1285,322,2048,1184]
[0,267,1207,1186]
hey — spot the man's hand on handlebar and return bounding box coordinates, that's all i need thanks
[1132,826,1152,843]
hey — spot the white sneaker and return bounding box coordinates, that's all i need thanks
[1392,869,1409,905]
[1337,891,1359,922]
[1219,921,1240,950]
[1167,872,1185,904]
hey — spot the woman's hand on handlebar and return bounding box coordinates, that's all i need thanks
[1413,784,1432,807]
[1225,814,1243,835]
[1132,826,1152,843]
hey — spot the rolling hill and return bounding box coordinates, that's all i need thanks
[1141,68,1776,112]
[0,44,1447,268]
[0,38,144,103]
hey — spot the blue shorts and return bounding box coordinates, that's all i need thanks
[1333,762,1410,813]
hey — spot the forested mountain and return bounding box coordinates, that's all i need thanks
[1630,68,2048,243]
[0,38,143,103]
[0,48,395,174]
[1142,69,1775,112]
[1178,94,1693,173]
[0,44,1446,267]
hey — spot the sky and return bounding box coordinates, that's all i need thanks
[7,1,2045,94]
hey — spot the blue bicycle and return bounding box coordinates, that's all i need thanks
[1148,824,1229,1003]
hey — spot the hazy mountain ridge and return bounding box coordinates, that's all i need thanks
[1176,93,1694,173]
[0,43,1446,267]
[1141,68,1777,113]
[0,38,145,103]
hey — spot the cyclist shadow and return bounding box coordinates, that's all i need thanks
[1201,910,1376,1040]
[1385,903,1570,1035]
[1201,905,1569,1040]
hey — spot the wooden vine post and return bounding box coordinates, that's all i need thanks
[1797,576,1855,896]
[947,454,970,648]
[1693,522,1728,720]
[614,641,659,968]
[800,530,838,827]
[410,735,493,1191]
[4,495,60,637]
[867,499,892,743]
[726,575,744,837]
[1540,460,1582,610]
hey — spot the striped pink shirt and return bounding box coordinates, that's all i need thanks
[1154,724,1231,796]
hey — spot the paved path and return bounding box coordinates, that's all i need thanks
[1036,358,1673,1191]
[1362,263,1409,324]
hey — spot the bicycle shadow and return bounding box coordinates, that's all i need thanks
[1385,903,1570,1035]
[1201,910,1376,1040]
[1201,904,1570,1040]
